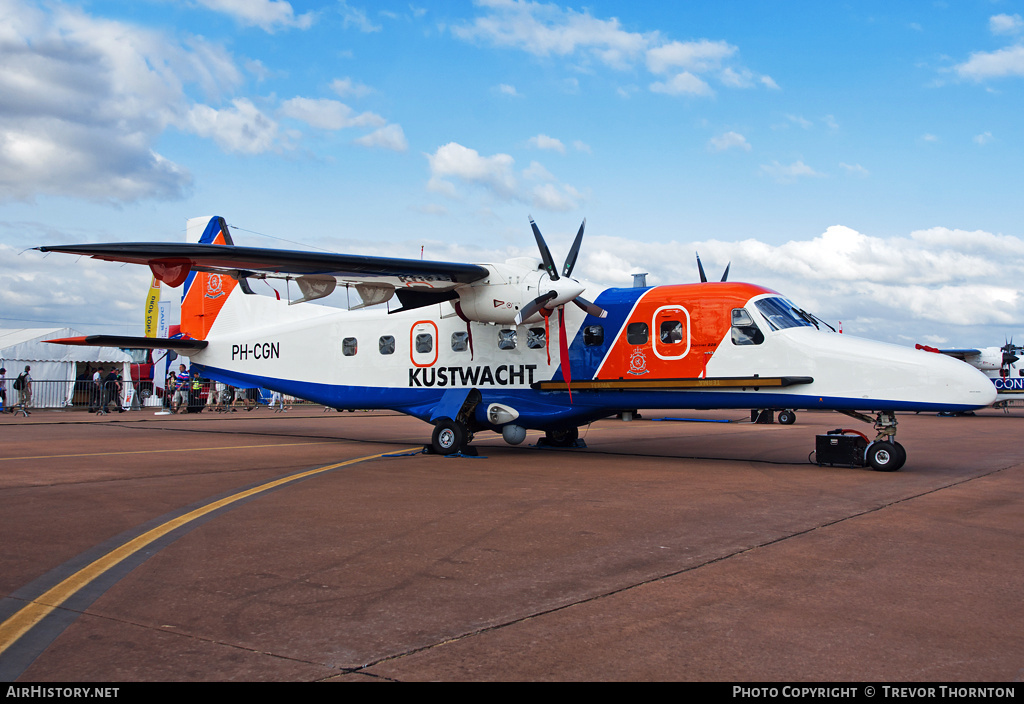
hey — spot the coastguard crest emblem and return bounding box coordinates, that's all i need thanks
[205,274,225,299]
[628,346,649,376]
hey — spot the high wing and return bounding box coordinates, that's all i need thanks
[35,242,490,309]
[37,241,489,290]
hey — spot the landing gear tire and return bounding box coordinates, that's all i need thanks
[866,441,905,472]
[777,409,796,425]
[431,419,466,455]
[545,427,579,447]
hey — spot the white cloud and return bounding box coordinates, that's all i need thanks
[424,141,583,211]
[280,97,386,130]
[709,131,751,152]
[760,160,824,183]
[649,71,713,96]
[527,134,566,153]
[989,13,1024,36]
[531,182,581,212]
[452,0,650,65]
[0,0,252,202]
[452,1,772,98]
[339,1,382,32]
[954,44,1024,80]
[426,142,518,199]
[646,39,735,74]
[354,124,408,152]
[839,162,869,177]
[193,0,315,32]
[496,83,521,97]
[330,77,374,98]
[974,131,994,146]
[573,140,592,153]
[184,99,279,154]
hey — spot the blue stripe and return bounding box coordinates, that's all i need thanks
[190,363,986,431]
[553,286,647,381]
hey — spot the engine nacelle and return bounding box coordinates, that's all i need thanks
[455,260,546,325]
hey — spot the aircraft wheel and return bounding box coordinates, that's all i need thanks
[777,409,796,425]
[866,441,904,472]
[892,441,907,470]
[545,427,579,447]
[431,419,466,455]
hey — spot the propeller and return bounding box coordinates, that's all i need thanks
[515,217,607,326]
[517,218,608,403]
[1002,337,1019,372]
[696,252,730,283]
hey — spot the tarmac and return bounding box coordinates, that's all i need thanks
[0,404,1021,682]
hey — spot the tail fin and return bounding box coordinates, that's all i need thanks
[180,216,249,340]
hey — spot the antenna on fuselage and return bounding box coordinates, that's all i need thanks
[632,273,648,288]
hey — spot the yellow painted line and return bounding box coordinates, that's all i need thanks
[0,440,343,462]
[0,448,415,658]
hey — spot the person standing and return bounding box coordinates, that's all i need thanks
[14,365,32,414]
[173,364,190,413]
[90,366,103,412]
[0,367,7,413]
[101,367,124,414]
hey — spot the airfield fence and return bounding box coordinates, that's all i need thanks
[0,378,318,412]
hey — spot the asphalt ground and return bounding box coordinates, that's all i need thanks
[0,405,1021,682]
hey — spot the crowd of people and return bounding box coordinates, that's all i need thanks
[164,364,292,414]
[0,362,296,415]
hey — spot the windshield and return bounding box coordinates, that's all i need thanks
[754,297,817,331]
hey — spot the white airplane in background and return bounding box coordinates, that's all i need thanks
[39,215,996,471]
[918,341,1024,406]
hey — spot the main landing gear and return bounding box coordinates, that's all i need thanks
[814,410,907,471]
[430,417,474,455]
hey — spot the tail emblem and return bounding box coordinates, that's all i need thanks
[205,274,225,299]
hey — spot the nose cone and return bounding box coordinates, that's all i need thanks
[788,331,998,411]
[922,351,998,409]
[549,277,586,308]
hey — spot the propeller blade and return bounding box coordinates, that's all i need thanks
[558,307,572,405]
[572,296,608,319]
[514,290,558,325]
[696,252,708,283]
[720,262,731,282]
[561,218,586,278]
[529,217,559,281]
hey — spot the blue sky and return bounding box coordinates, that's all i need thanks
[1,0,1022,347]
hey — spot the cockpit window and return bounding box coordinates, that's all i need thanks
[731,308,764,346]
[754,297,816,331]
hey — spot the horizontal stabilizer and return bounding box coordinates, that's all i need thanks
[46,335,209,352]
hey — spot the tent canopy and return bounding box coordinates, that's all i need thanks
[1,328,131,381]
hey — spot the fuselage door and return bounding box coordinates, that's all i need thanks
[652,305,690,361]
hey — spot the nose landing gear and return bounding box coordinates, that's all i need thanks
[816,410,907,471]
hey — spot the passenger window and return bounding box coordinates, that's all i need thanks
[415,333,433,354]
[584,325,604,346]
[498,329,517,350]
[451,331,469,352]
[731,308,764,346]
[660,321,683,344]
[378,336,395,355]
[626,322,649,345]
[527,327,545,349]
[343,337,358,356]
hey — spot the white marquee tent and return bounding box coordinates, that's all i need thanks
[0,328,132,409]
